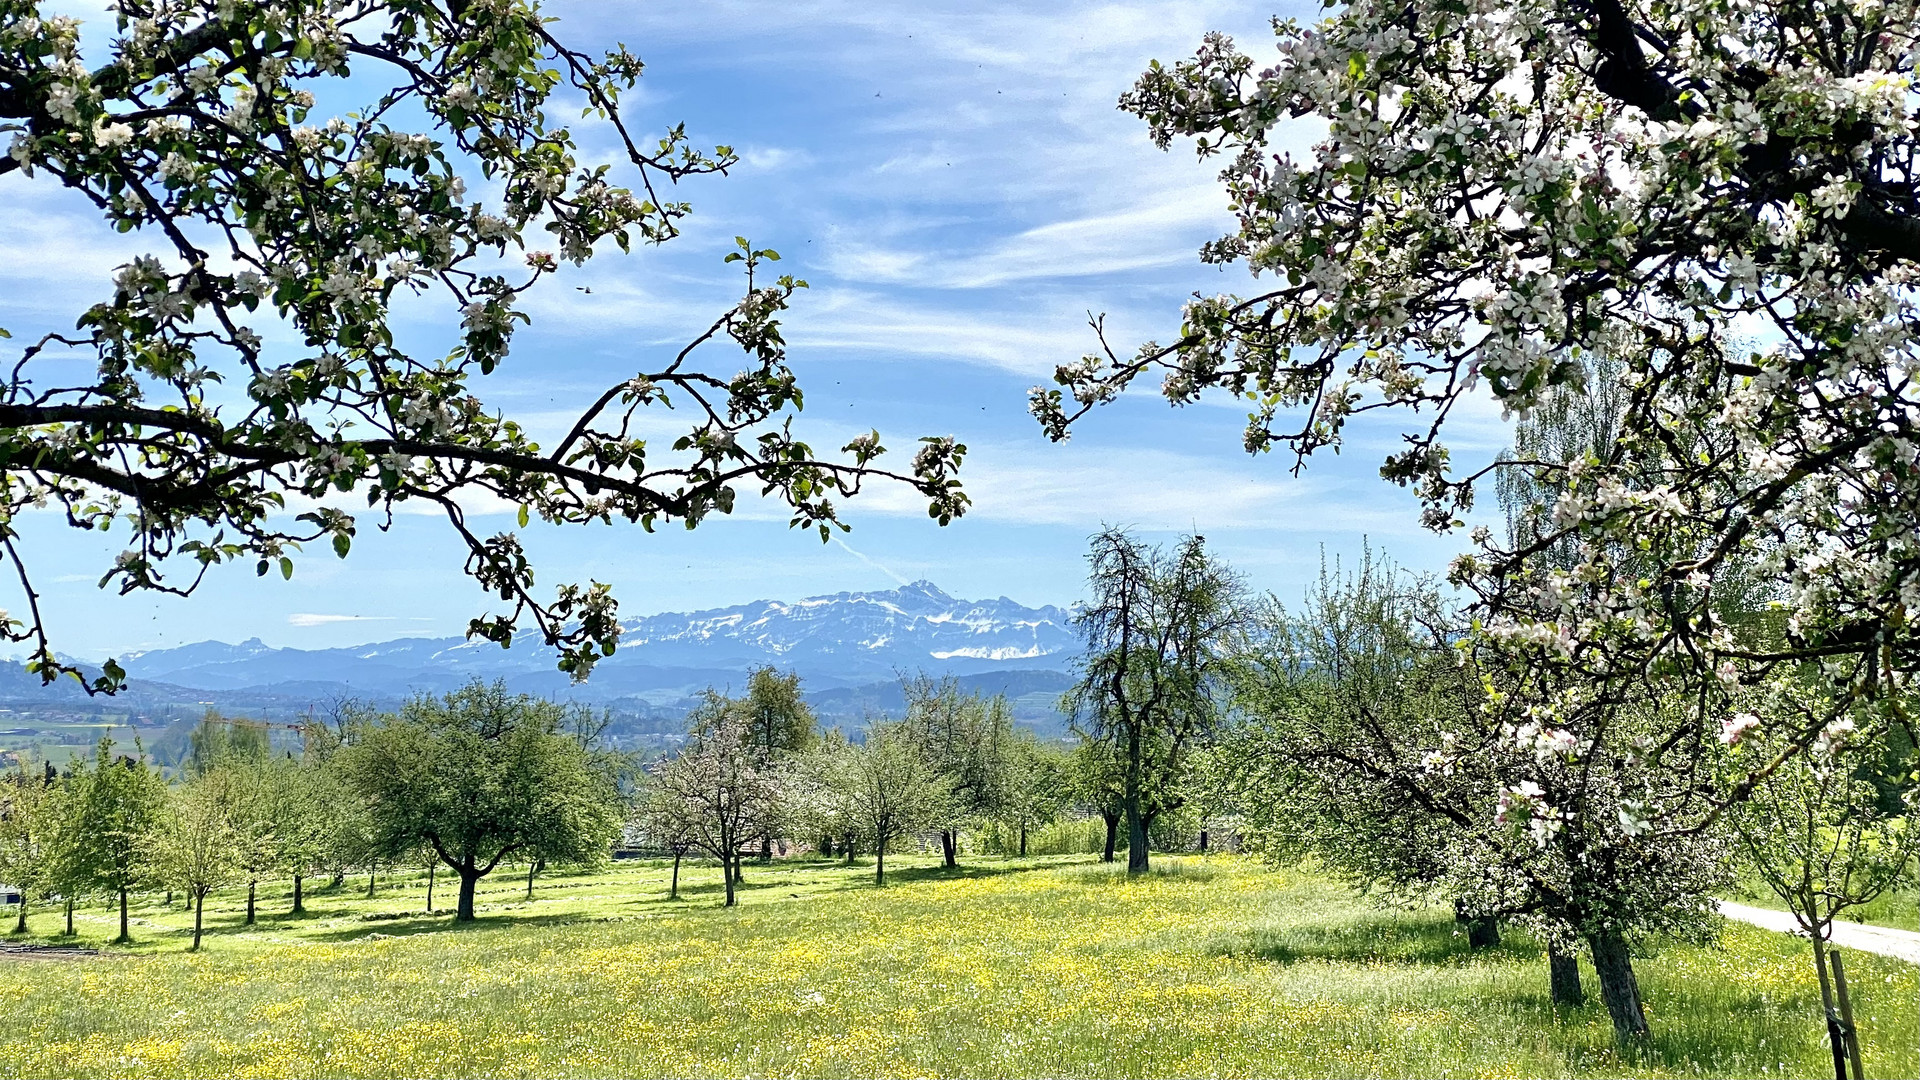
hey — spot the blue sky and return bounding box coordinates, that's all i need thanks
[2,1,1511,660]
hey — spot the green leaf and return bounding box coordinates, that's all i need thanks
[280,556,295,580]
[518,504,531,528]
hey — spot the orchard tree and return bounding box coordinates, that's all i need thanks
[0,761,63,933]
[789,728,862,863]
[1730,690,1918,1068]
[633,776,697,901]
[1068,735,1126,863]
[740,667,818,758]
[1067,528,1244,873]
[67,738,167,943]
[901,676,1011,868]
[0,0,966,694]
[337,679,624,920]
[1227,548,1734,1029]
[267,752,337,914]
[650,708,781,906]
[836,721,951,886]
[999,731,1070,858]
[186,712,271,775]
[722,666,817,861]
[152,770,245,950]
[1032,0,1920,901]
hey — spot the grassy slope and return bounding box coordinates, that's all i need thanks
[3,855,1915,1079]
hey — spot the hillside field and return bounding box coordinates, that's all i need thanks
[2,855,1914,1079]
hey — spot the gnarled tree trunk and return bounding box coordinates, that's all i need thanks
[245,879,256,925]
[1101,812,1119,863]
[456,866,483,921]
[1125,799,1150,873]
[292,874,305,914]
[941,829,958,868]
[1549,946,1584,1005]
[1588,931,1649,1039]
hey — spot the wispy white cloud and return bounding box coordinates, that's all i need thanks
[287,613,402,627]
[825,180,1230,289]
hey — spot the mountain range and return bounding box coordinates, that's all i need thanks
[0,582,1083,740]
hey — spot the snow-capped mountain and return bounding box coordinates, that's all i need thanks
[108,581,1078,701]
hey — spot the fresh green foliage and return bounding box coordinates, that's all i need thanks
[826,721,951,885]
[184,712,271,777]
[64,738,168,942]
[0,759,65,932]
[147,771,245,949]
[900,675,1012,866]
[335,680,624,920]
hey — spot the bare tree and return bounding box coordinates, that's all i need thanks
[1068,529,1244,873]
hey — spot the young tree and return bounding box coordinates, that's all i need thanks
[651,710,781,907]
[999,732,1070,858]
[0,0,966,695]
[220,761,278,926]
[788,729,861,863]
[0,761,63,933]
[1032,0,1920,914]
[738,667,815,861]
[1068,529,1244,873]
[741,667,818,757]
[266,754,337,915]
[66,739,167,943]
[151,771,245,950]
[633,778,697,901]
[1731,700,1918,1072]
[337,680,622,921]
[837,722,951,886]
[901,676,1011,868]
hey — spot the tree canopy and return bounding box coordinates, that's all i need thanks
[0,0,966,692]
[336,679,623,920]
[1033,0,1920,837]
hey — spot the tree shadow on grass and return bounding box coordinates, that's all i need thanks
[1211,912,1541,967]
[875,861,1047,888]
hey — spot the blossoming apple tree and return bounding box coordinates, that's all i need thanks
[1034,0,1920,1036]
[0,0,967,691]
[1034,1,1917,874]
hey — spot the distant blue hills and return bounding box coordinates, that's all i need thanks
[0,581,1081,736]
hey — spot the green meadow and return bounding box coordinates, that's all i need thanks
[4,855,1913,1079]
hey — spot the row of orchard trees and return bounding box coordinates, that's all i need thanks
[0,682,628,948]
[637,669,1075,905]
[0,724,351,950]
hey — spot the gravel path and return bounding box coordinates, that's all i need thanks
[1717,901,1920,964]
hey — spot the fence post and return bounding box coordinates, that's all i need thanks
[1829,949,1865,1080]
